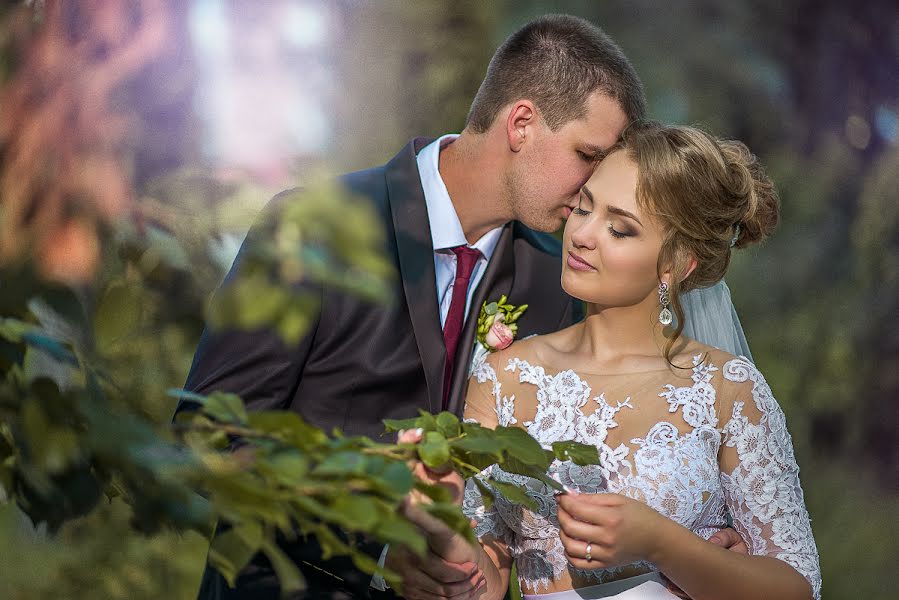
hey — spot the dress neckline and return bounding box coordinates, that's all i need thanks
[505,356,695,379]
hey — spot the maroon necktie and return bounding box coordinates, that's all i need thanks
[442,245,482,410]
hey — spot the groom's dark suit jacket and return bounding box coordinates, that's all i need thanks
[183,138,583,600]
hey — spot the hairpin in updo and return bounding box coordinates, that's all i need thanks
[730,223,741,248]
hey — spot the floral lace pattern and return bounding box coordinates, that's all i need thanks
[719,358,822,599]
[463,355,821,598]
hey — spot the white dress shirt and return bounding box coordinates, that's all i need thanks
[418,134,503,327]
[371,135,503,590]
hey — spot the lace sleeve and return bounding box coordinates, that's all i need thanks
[719,358,822,599]
[462,468,514,545]
[461,356,515,546]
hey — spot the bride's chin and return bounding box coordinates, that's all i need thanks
[560,278,592,303]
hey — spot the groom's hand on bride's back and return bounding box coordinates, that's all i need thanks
[708,527,748,553]
[662,527,748,599]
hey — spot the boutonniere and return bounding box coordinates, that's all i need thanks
[476,295,528,352]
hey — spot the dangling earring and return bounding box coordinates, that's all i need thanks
[658,282,673,326]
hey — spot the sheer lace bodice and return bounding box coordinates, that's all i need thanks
[461,346,821,599]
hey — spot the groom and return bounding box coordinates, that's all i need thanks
[183,14,744,600]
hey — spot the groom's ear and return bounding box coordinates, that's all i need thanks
[506,100,537,152]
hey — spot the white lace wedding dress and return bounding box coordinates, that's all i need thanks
[461,345,821,599]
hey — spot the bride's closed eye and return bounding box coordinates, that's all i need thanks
[608,224,633,239]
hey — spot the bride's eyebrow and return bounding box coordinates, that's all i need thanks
[607,205,643,227]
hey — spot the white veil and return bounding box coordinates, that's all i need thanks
[680,280,753,361]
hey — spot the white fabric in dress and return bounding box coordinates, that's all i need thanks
[462,351,821,599]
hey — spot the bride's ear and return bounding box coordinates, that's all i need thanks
[679,255,698,283]
[505,100,537,152]
[661,253,698,284]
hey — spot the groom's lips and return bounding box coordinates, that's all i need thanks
[567,251,596,271]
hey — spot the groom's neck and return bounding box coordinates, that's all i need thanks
[438,130,512,244]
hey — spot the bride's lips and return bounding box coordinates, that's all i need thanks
[567,251,596,272]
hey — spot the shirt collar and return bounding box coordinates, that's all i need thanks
[416,134,503,258]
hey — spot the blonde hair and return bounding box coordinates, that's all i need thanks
[611,121,779,363]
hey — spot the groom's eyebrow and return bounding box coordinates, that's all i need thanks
[584,143,608,160]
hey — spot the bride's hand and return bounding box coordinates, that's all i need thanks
[555,491,669,569]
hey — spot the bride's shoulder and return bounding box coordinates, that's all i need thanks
[671,338,750,371]
[674,339,774,405]
[492,326,576,365]
[671,340,763,387]
[477,329,563,376]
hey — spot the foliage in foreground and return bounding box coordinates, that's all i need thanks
[0,177,600,595]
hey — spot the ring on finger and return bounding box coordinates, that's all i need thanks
[585,542,592,562]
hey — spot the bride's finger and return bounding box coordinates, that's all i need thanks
[558,529,605,570]
[556,504,603,542]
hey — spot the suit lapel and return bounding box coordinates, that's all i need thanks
[385,139,445,413]
[445,223,515,416]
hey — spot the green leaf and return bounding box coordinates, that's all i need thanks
[451,431,503,461]
[418,431,450,469]
[260,537,305,593]
[331,495,380,531]
[349,547,382,575]
[368,460,414,498]
[261,450,309,486]
[146,226,191,270]
[202,392,248,425]
[313,451,367,477]
[21,332,78,366]
[94,281,142,351]
[436,412,461,438]
[373,514,427,556]
[247,411,328,448]
[484,302,498,315]
[474,478,495,510]
[422,502,477,543]
[501,456,560,490]
[382,416,422,434]
[208,521,264,587]
[413,480,453,504]
[552,441,601,466]
[0,317,31,343]
[494,426,551,467]
[416,410,437,433]
[235,275,290,329]
[489,479,538,511]
[277,296,318,345]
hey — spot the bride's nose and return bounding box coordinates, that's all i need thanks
[570,220,597,251]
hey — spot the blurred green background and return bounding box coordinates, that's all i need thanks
[1,1,896,599]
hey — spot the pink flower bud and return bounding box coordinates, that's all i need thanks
[485,321,514,350]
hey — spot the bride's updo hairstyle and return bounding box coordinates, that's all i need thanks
[612,121,779,361]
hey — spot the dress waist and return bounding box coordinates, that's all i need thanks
[522,572,678,600]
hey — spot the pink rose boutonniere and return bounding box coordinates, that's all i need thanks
[476,295,528,352]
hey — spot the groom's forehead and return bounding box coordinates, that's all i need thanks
[567,92,628,149]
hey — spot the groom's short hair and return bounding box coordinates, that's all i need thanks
[466,14,645,132]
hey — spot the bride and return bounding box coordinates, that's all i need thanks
[451,121,821,600]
